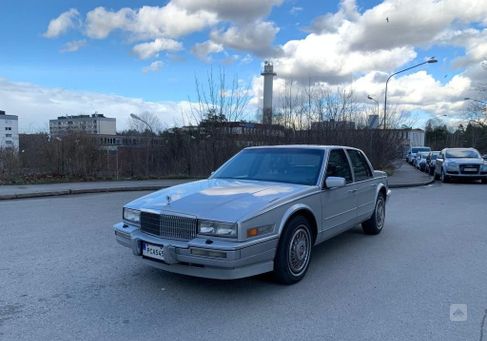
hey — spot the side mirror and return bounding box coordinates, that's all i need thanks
[325,177,346,189]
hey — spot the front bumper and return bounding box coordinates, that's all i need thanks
[445,171,487,180]
[113,222,277,280]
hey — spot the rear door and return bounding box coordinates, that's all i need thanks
[321,148,357,230]
[346,149,376,220]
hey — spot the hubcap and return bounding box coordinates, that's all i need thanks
[288,226,311,276]
[376,198,385,229]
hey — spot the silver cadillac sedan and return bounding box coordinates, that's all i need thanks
[114,145,390,284]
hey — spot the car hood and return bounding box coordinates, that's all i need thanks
[126,179,315,222]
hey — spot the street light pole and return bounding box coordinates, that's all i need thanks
[464,97,487,105]
[383,57,438,130]
[367,95,380,122]
[130,113,153,133]
[130,113,154,177]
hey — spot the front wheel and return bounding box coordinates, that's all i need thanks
[362,193,386,235]
[274,216,313,284]
[441,169,450,183]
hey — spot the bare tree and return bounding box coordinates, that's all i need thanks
[185,67,251,125]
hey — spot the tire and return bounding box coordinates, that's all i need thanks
[440,169,450,183]
[274,216,313,284]
[362,193,386,235]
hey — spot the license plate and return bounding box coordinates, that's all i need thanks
[142,242,165,261]
[464,167,477,172]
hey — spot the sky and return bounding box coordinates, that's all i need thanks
[0,0,486,132]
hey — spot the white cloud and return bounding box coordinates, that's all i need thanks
[0,78,192,132]
[348,0,487,51]
[210,21,280,57]
[192,41,223,61]
[132,38,183,60]
[60,39,87,53]
[43,8,80,38]
[85,4,217,40]
[173,0,283,22]
[267,0,487,87]
[142,61,164,73]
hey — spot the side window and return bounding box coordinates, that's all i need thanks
[347,150,373,181]
[326,149,353,183]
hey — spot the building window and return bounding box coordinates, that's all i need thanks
[5,127,12,131]
[5,140,13,145]
[6,134,12,137]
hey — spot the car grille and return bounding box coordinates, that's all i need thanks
[459,164,480,174]
[140,212,198,241]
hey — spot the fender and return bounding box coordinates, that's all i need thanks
[277,203,317,235]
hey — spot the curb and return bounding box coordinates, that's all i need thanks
[0,185,167,201]
[1,176,437,200]
[388,176,435,188]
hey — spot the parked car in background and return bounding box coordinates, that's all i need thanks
[114,145,391,284]
[483,154,487,161]
[406,146,431,165]
[415,152,430,172]
[425,151,440,175]
[435,147,487,183]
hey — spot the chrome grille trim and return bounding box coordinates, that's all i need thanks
[140,212,197,241]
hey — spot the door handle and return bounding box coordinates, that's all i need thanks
[348,189,357,193]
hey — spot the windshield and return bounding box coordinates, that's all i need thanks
[213,148,324,185]
[445,149,480,158]
[412,147,431,153]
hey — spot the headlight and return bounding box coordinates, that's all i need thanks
[123,208,140,225]
[198,220,237,238]
[445,161,458,171]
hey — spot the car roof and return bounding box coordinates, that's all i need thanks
[244,144,360,151]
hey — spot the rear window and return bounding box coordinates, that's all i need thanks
[412,147,431,153]
[347,149,372,181]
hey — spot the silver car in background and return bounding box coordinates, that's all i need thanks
[415,152,430,172]
[114,145,390,284]
[406,146,431,165]
[435,147,487,183]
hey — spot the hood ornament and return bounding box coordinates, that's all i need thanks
[166,195,172,205]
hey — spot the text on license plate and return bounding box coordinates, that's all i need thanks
[464,168,477,172]
[142,243,165,261]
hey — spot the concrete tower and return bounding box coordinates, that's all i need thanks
[261,61,276,125]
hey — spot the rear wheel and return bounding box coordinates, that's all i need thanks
[362,193,386,235]
[274,216,312,285]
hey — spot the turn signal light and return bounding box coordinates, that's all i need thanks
[247,228,258,237]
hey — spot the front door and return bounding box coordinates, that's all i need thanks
[321,148,357,230]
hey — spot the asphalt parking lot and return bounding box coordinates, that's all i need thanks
[1,182,486,341]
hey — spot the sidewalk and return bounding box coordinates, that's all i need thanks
[0,179,194,200]
[387,160,435,188]
[0,162,433,200]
